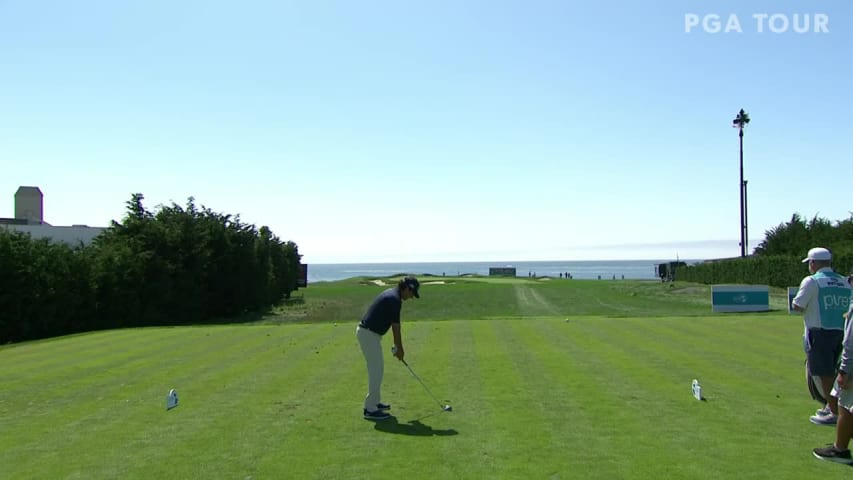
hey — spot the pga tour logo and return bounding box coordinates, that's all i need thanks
[685,13,829,34]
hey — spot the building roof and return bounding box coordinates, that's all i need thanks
[15,186,43,195]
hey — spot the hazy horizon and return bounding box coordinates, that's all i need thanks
[3,1,849,265]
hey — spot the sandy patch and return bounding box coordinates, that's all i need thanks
[424,281,446,285]
[371,280,387,286]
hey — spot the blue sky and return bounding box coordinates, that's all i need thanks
[1,0,850,263]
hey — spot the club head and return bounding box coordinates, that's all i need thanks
[443,405,452,412]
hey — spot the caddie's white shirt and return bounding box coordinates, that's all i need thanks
[792,267,835,330]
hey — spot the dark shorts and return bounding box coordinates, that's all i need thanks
[806,328,844,377]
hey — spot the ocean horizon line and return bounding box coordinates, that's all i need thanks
[305,259,705,283]
[306,258,705,266]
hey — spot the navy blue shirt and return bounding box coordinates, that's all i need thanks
[359,288,401,335]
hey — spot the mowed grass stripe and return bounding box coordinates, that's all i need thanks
[645,313,801,362]
[148,324,351,479]
[203,322,407,479]
[587,316,826,458]
[337,319,491,480]
[547,316,808,479]
[0,327,245,478]
[0,325,283,424]
[538,317,724,479]
[532,281,709,317]
[499,319,631,479]
[330,318,500,479]
[93,323,340,479]
[1,326,249,398]
[241,324,405,479]
[476,319,587,478]
[0,327,191,379]
[418,281,521,321]
[585,316,785,387]
[607,314,811,419]
[439,318,489,477]
[283,325,429,480]
[518,317,703,478]
[377,320,494,476]
[461,319,543,478]
[7,277,853,480]
[1,325,335,479]
[1,326,258,478]
[613,315,798,382]
[297,320,463,479]
[0,325,268,448]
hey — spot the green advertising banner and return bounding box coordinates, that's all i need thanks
[711,285,770,313]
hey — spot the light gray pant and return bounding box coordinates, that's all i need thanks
[356,325,383,412]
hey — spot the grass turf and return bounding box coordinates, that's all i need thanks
[1,278,849,479]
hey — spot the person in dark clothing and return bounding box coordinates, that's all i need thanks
[356,276,420,420]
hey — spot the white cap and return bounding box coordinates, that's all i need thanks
[802,247,832,263]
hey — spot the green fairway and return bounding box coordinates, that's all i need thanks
[1,278,850,479]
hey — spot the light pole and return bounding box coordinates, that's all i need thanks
[743,180,748,253]
[732,109,750,257]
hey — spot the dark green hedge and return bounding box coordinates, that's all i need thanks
[0,195,301,343]
[675,254,853,288]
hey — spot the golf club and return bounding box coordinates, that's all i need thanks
[392,346,452,412]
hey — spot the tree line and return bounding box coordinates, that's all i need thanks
[0,194,301,344]
[676,213,853,287]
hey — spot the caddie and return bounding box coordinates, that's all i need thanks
[792,247,853,425]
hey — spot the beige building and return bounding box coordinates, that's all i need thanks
[0,186,106,246]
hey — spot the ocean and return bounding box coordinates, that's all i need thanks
[306,260,692,283]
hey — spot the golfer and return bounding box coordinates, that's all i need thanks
[792,247,853,425]
[356,276,420,420]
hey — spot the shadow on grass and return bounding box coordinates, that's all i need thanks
[204,294,307,325]
[201,306,274,325]
[372,417,458,436]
